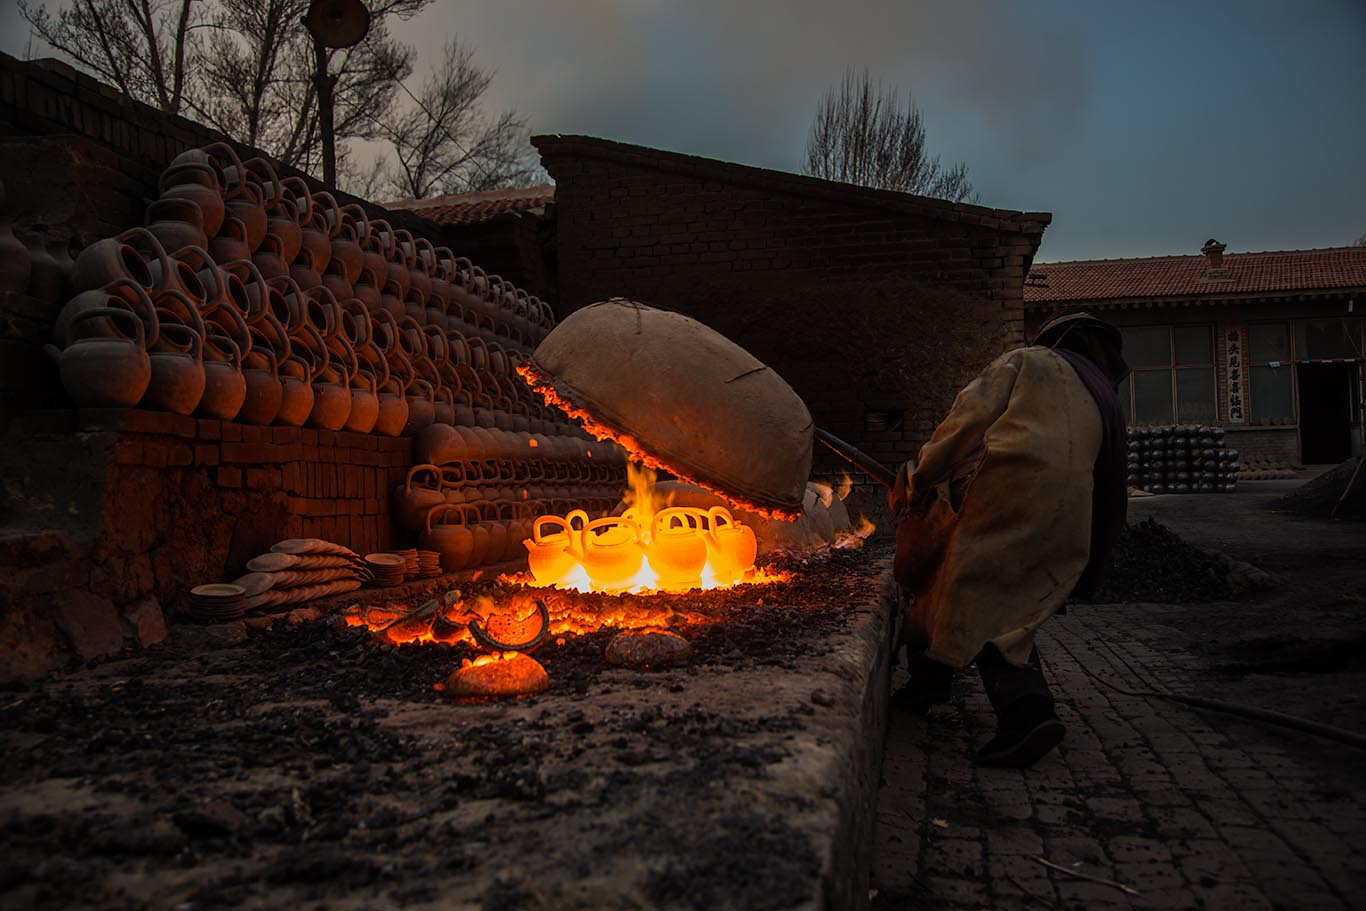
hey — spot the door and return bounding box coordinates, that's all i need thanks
[1296,362,1353,464]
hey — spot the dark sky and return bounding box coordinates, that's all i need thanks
[5,0,1364,263]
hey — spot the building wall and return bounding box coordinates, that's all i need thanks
[1028,298,1364,466]
[535,136,1048,473]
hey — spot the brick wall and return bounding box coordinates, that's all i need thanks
[534,135,1049,470]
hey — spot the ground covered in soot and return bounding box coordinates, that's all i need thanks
[1,540,892,911]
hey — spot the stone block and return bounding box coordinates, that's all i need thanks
[123,597,167,648]
[196,419,221,441]
[216,466,242,488]
[194,444,219,466]
[52,589,124,660]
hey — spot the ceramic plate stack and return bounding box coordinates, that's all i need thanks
[417,549,443,578]
[365,553,407,587]
[190,584,247,621]
[396,548,419,580]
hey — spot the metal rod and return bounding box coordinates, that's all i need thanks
[814,427,897,489]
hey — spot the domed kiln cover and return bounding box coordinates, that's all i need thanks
[520,299,812,519]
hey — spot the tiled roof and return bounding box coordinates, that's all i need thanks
[1024,244,1366,306]
[385,184,555,226]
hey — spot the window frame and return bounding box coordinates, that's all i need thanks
[1119,324,1217,425]
[1246,320,1298,424]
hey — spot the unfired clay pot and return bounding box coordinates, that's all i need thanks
[197,334,247,421]
[48,307,150,408]
[143,322,206,415]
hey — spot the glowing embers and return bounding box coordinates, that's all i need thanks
[442,651,549,699]
[342,592,548,649]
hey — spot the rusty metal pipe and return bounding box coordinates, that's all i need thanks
[815,428,896,489]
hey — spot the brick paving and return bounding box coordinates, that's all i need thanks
[871,608,1366,910]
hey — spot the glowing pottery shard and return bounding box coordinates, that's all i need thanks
[521,299,813,519]
[445,652,549,698]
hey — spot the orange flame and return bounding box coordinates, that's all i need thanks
[517,362,801,522]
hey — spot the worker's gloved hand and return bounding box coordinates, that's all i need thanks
[887,459,916,516]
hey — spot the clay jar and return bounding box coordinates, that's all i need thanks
[238,334,283,426]
[47,307,151,408]
[374,375,409,437]
[343,362,380,434]
[250,233,292,288]
[225,182,267,253]
[288,243,325,293]
[265,195,303,264]
[71,226,170,297]
[393,464,444,531]
[54,278,159,350]
[159,161,225,237]
[275,353,316,427]
[403,377,437,436]
[197,334,247,420]
[143,322,206,415]
[330,218,363,285]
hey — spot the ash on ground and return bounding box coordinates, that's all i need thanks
[1270,458,1364,520]
[1082,518,1240,604]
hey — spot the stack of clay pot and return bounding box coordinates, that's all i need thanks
[397,424,629,571]
[1126,424,1240,494]
[45,142,562,437]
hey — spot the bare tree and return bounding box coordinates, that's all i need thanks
[368,39,539,199]
[19,0,429,174]
[17,0,200,114]
[804,68,977,203]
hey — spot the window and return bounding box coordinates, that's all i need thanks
[1247,322,1295,422]
[1118,325,1216,424]
[1294,319,1363,361]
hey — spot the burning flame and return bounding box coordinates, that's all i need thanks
[518,362,801,522]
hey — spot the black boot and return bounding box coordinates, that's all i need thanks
[891,651,954,715]
[973,646,1065,767]
[973,695,1065,767]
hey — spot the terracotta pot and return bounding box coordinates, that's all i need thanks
[225,182,267,253]
[321,261,354,303]
[299,198,334,269]
[343,363,379,434]
[403,377,437,435]
[275,356,315,427]
[54,278,159,349]
[48,307,150,408]
[159,162,226,237]
[208,215,252,266]
[393,464,445,531]
[238,337,283,426]
[197,334,247,420]
[421,503,477,571]
[251,231,291,286]
[330,221,363,284]
[289,243,324,292]
[265,196,303,264]
[352,265,381,312]
[143,322,205,415]
[146,250,207,308]
[360,222,390,290]
[374,377,409,437]
[71,226,168,296]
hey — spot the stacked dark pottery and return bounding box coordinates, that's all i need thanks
[1126,424,1240,494]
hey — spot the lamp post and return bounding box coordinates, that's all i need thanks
[304,0,371,188]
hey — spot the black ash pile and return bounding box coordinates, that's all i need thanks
[1082,518,1237,604]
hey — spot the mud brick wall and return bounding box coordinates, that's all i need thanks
[534,134,1049,470]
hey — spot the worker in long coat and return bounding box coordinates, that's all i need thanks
[888,312,1129,767]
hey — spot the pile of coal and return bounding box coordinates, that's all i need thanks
[1127,425,1239,494]
[1083,518,1235,603]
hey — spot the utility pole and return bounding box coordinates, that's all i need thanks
[303,0,371,188]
